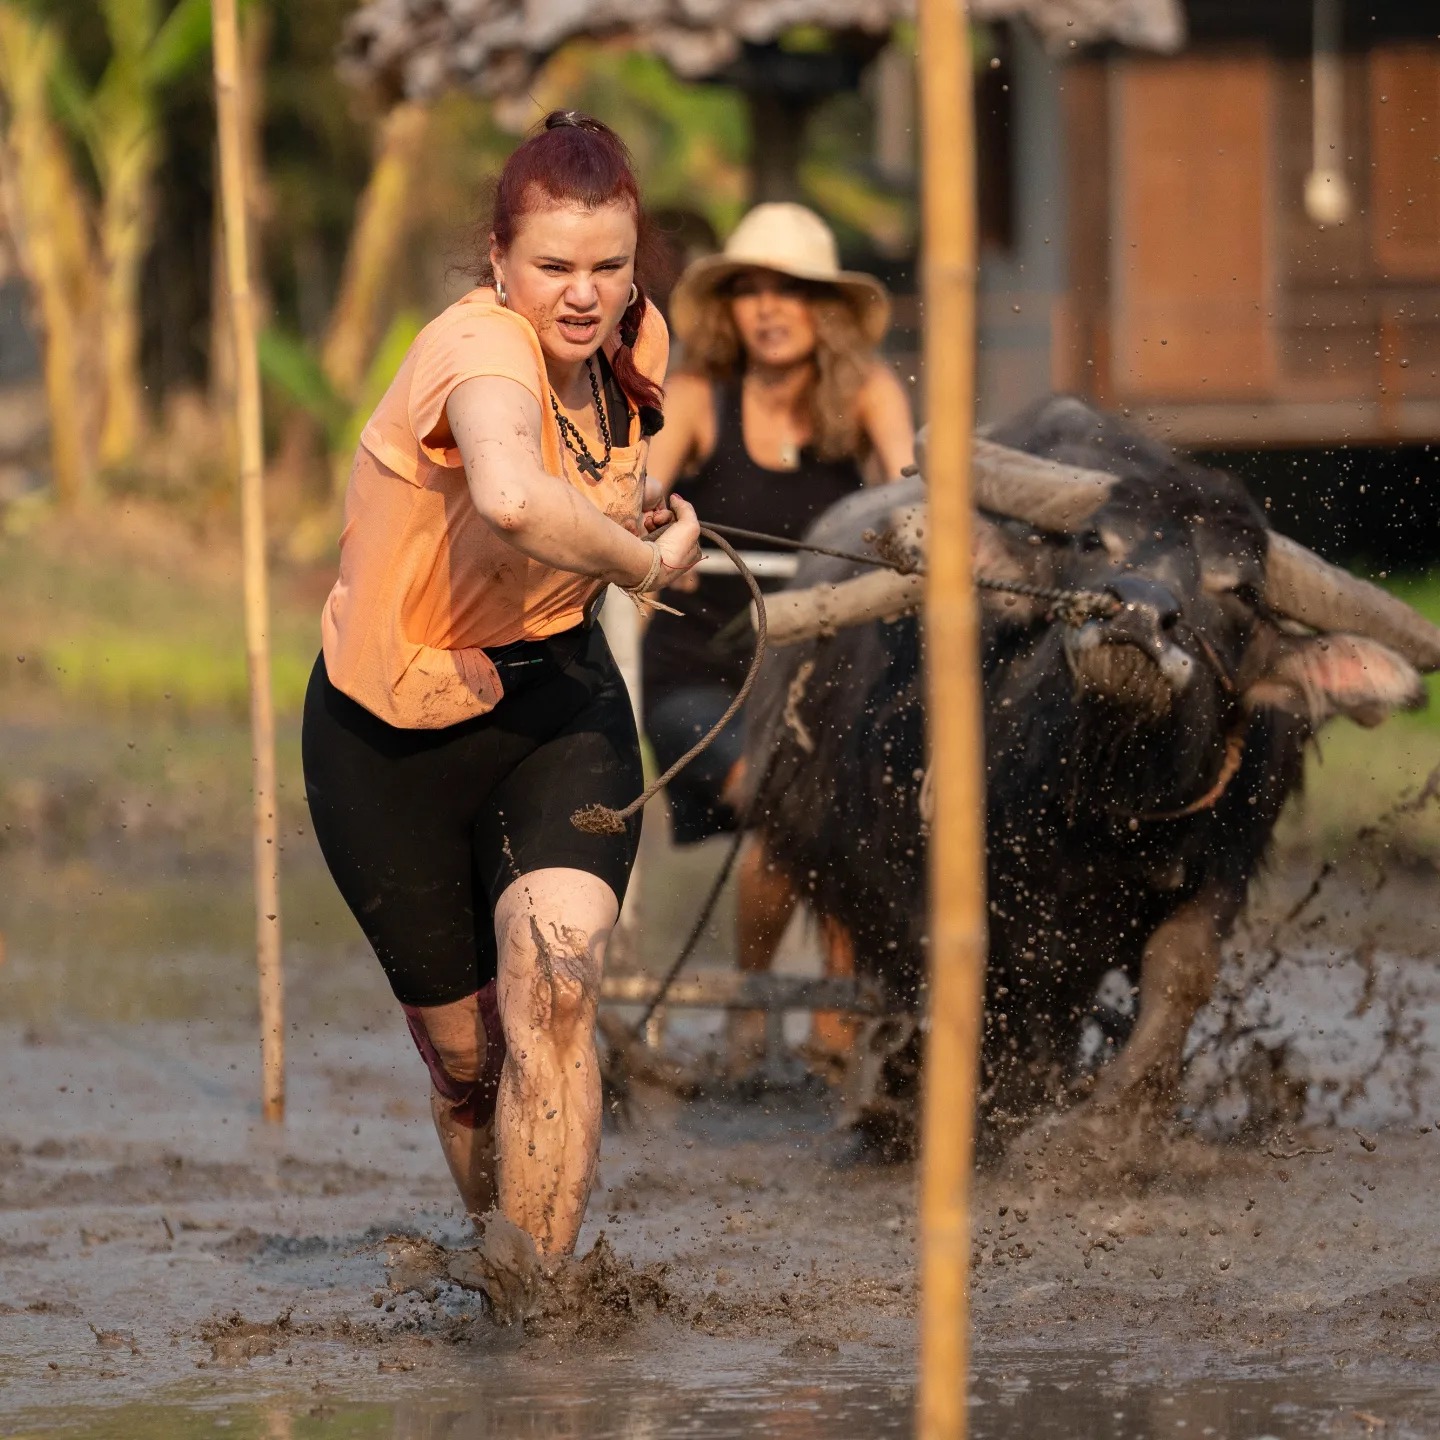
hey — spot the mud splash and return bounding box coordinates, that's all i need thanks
[385,1216,672,1336]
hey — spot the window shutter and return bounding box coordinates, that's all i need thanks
[1111,54,1275,402]
[1370,47,1440,279]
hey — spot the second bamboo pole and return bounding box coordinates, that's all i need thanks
[916,0,985,1435]
[213,0,285,1124]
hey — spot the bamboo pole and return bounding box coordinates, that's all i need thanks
[915,1,984,1436]
[212,0,285,1123]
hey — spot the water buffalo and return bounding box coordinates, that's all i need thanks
[742,398,1440,1150]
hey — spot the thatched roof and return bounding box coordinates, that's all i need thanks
[341,0,1184,101]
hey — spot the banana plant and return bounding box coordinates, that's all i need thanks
[47,0,215,468]
[259,308,422,555]
[0,4,101,504]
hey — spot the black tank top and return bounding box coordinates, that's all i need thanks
[642,381,865,701]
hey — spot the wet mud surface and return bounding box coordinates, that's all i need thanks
[1,973,1439,1438]
[3,759,1440,1436]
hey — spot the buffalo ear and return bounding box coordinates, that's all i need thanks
[1244,631,1424,728]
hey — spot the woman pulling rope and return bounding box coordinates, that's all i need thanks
[302,113,700,1259]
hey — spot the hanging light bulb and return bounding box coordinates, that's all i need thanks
[1305,0,1354,225]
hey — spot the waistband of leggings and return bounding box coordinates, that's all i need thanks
[482,589,605,673]
[482,621,589,676]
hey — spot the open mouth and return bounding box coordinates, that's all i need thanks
[556,315,600,344]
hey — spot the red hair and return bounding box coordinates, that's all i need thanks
[477,111,665,416]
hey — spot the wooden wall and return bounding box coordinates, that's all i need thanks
[1056,43,1440,445]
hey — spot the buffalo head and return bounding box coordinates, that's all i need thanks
[978,400,1430,747]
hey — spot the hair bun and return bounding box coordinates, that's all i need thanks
[544,109,601,132]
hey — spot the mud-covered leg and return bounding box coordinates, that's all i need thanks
[1089,885,1235,1112]
[493,868,615,1256]
[404,993,501,1218]
[1010,889,1236,1181]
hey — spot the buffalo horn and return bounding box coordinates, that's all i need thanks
[971,438,1116,531]
[959,441,1440,672]
[1264,534,1440,672]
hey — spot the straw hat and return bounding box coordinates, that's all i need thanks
[668,203,892,347]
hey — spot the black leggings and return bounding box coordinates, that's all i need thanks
[302,624,643,1008]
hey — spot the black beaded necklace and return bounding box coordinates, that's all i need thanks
[551,360,617,481]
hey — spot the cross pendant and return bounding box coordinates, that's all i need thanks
[577,454,601,482]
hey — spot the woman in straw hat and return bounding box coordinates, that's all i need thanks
[643,202,915,1074]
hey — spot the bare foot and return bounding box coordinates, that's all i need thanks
[445,1211,543,1325]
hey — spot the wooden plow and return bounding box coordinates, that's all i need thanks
[596,969,893,1099]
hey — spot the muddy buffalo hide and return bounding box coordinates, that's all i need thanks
[742,398,1427,1144]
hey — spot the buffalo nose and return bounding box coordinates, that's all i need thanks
[1106,575,1181,632]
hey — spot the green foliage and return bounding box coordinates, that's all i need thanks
[0,514,318,718]
[42,629,314,716]
[259,309,423,460]
[336,309,423,459]
[39,0,212,183]
[263,0,393,331]
[43,39,94,143]
[803,70,917,256]
[779,25,832,54]
[257,325,346,434]
[1379,571,1440,624]
[144,0,211,88]
[98,0,157,64]
[1373,572,1440,728]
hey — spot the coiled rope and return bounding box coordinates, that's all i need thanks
[571,527,768,835]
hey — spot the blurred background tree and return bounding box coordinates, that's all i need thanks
[0,2,919,525]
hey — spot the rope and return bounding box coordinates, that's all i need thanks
[709,519,1119,626]
[702,521,922,576]
[1131,721,1248,822]
[627,825,746,1045]
[571,527,768,835]
[604,743,786,1062]
[974,575,1118,625]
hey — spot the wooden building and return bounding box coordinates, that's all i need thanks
[341,0,1437,455]
[987,1,1440,447]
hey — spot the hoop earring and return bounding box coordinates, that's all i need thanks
[628,283,639,307]
[495,276,508,307]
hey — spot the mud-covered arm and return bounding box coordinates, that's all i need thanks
[447,374,697,588]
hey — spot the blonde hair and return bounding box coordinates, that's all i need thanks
[679,280,876,461]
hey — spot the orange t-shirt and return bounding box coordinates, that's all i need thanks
[320,287,668,729]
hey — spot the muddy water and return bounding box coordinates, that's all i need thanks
[11,1363,1440,1438]
[4,825,1440,1436]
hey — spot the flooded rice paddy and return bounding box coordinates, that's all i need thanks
[3,726,1440,1438]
